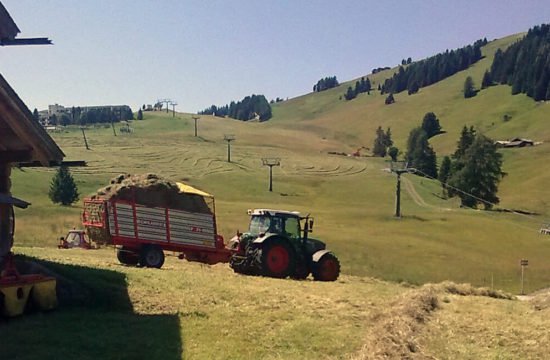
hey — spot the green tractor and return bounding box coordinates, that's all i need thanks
[229,209,340,281]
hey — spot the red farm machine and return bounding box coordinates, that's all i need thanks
[82,180,231,268]
[0,195,57,317]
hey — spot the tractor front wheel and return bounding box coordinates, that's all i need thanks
[261,240,294,278]
[140,246,165,268]
[117,247,139,266]
[312,253,340,281]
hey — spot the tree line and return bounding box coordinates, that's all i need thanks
[380,38,487,96]
[199,94,272,121]
[313,76,339,92]
[35,106,134,126]
[343,77,372,100]
[485,23,550,101]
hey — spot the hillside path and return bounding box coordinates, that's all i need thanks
[402,176,453,211]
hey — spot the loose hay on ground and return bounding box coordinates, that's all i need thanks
[355,282,515,360]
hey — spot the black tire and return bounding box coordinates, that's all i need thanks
[261,239,295,278]
[117,247,139,266]
[312,253,340,281]
[140,245,165,268]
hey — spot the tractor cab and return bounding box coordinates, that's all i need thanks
[247,209,302,239]
[58,229,95,249]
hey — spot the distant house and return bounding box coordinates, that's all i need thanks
[495,138,534,148]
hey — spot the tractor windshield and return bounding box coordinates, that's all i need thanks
[248,215,271,235]
[248,214,301,238]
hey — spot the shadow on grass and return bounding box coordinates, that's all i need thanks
[0,256,182,360]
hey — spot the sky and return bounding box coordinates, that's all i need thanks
[1,0,549,113]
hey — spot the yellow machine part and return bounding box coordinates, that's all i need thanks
[31,278,58,311]
[0,283,33,317]
[0,278,57,317]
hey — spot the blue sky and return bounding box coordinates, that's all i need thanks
[1,0,549,113]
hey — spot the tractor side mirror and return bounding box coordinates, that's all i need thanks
[309,219,314,231]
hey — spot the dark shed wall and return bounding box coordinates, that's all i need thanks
[0,162,12,262]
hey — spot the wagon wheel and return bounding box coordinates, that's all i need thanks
[312,253,340,281]
[261,240,295,278]
[140,245,165,268]
[117,247,139,266]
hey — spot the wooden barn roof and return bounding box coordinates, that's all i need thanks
[0,73,64,165]
[0,2,20,42]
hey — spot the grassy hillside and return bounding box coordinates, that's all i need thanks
[4,31,550,359]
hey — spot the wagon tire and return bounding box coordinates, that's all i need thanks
[140,245,165,268]
[117,247,140,266]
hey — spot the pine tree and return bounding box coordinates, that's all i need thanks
[384,127,393,148]
[448,134,504,209]
[421,112,442,138]
[481,70,493,89]
[388,146,399,161]
[463,76,476,98]
[344,86,356,100]
[407,81,419,95]
[385,93,395,105]
[372,126,387,157]
[438,156,452,195]
[453,126,476,159]
[49,166,79,206]
[406,127,437,178]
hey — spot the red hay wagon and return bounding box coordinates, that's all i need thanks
[82,183,231,268]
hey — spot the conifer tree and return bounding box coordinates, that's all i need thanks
[448,134,504,209]
[481,70,493,89]
[421,112,442,138]
[373,126,387,157]
[464,76,476,98]
[388,147,399,161]
[406,127,437,178]
[438,156,452,195]
[49,166,79,206]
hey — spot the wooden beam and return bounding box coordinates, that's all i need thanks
[16,160,87,168]
[0,150,32,163]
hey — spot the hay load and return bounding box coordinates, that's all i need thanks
[91,173,212,213]
[86,173,212,244]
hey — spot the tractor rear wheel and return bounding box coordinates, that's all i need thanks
[140,246,165,268]
[117,247,139,266]
[261,240,294,278]
[312,253,340,281]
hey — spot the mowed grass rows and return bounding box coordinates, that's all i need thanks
[12,110,550,293]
